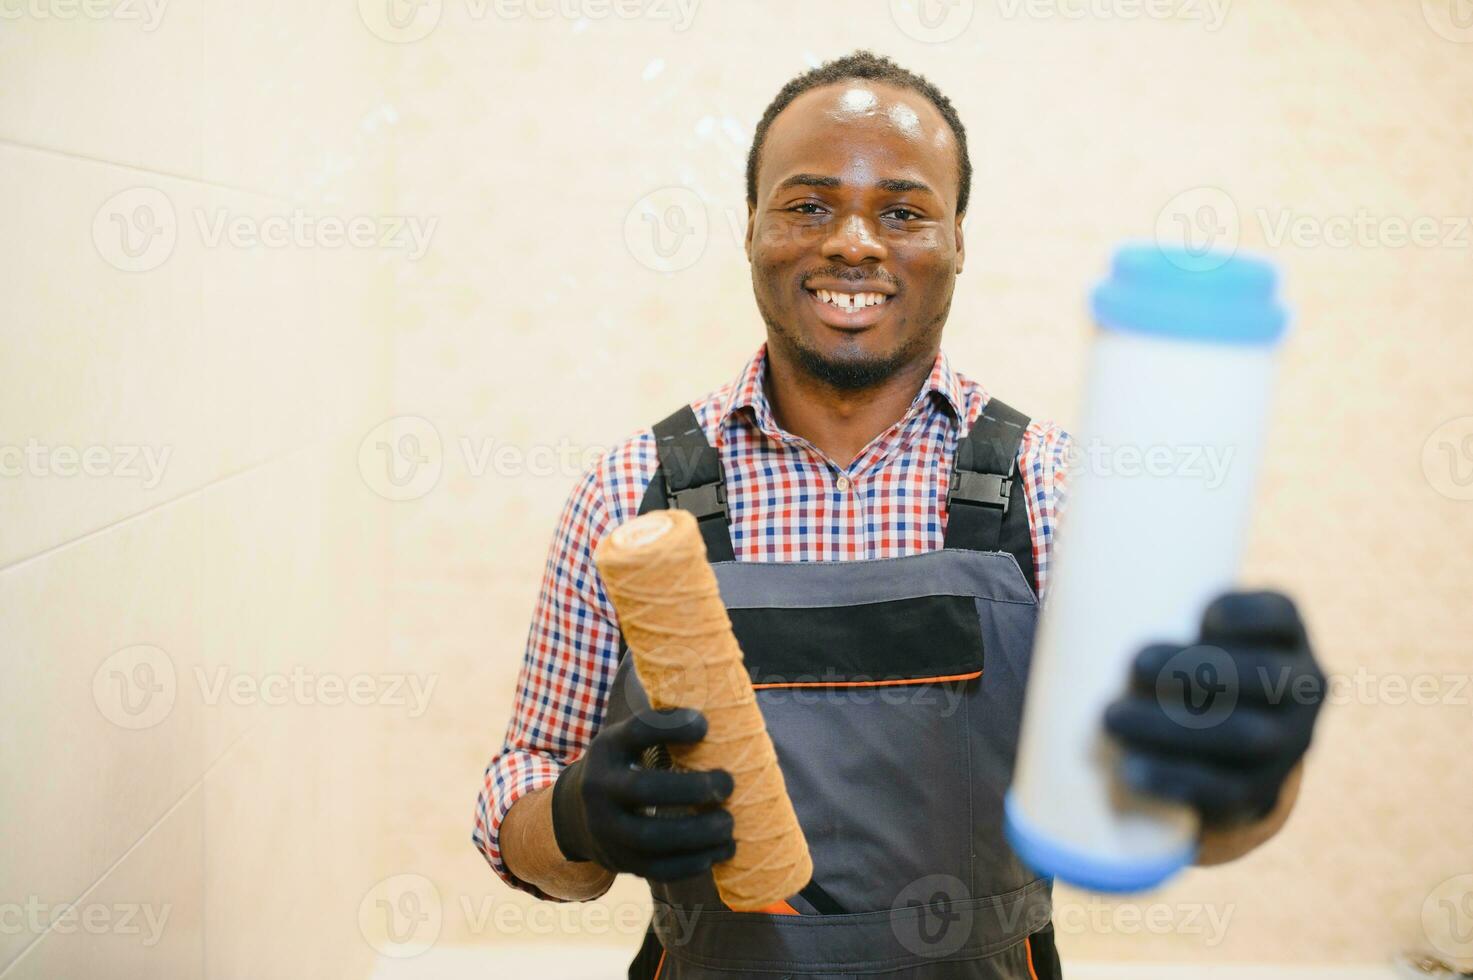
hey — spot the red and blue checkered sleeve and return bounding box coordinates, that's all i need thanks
[1020,420,1073,603]
[472,460,625,900]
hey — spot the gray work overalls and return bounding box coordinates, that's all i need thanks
[602,399,1062,979]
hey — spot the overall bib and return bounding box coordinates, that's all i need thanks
[603,400,1062,979]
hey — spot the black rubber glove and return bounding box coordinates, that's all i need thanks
[551,706,737,881]
[1103,590,1326,829]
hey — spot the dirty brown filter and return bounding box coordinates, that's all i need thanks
[593,508,812,911]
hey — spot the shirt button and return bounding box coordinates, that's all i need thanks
[835,475,851,492]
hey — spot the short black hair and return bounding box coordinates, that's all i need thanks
[745,49,972,217]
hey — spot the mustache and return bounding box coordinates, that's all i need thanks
[801,268,900,292]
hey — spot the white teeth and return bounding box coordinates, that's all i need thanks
[813,289,887,310]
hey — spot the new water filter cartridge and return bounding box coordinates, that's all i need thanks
[1004,243,1290,893]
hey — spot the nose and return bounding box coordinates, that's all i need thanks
[821,211,886,266]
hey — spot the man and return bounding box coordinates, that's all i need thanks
[475,50,1325,979]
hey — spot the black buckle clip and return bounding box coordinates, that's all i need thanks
[947,469,1011,515]
[669,481,727,522]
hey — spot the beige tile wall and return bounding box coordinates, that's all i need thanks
[1,4,400,978]
[5,1,1471,976]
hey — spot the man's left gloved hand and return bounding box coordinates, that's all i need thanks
[1102,590,1327,829]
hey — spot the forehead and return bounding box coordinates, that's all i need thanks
[758,80,958,203]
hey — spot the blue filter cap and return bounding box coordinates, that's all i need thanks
[1090,242,1289,345]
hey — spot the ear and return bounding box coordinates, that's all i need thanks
[954,211,966,276]
[744,202,755,263]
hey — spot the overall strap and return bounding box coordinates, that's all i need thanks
[634,404,736,563]
[943,397,1039,596]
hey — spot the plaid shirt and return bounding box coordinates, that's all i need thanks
[474,342,1073,898]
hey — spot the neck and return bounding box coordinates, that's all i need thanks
[763,342,939,469]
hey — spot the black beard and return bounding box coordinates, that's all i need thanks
[786,334,919,391]
[756,293,943,393]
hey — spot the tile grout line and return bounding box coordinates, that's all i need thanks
[0,718,268,977]
[0,444,315,577]
[0,136,294,205]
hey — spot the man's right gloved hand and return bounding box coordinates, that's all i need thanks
[550,707,737,882]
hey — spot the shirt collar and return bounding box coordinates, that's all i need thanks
[719,342,965,442]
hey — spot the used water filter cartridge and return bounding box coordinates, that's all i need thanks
[1004,243,1289,893]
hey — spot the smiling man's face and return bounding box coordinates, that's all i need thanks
[746,80,965,391]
